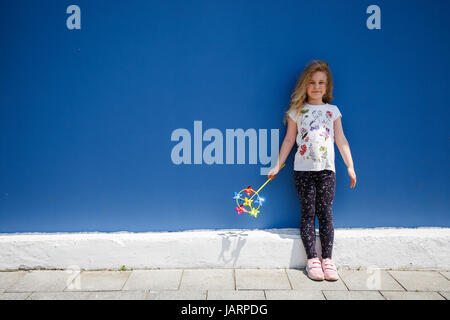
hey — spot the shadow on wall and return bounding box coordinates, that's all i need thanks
[216,229,320,268]
[217,231,248,266]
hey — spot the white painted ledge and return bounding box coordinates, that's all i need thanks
[0,228,449,271]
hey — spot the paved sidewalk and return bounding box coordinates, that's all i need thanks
[0,268,449,300]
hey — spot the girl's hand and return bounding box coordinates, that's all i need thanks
[268,166,280,180]
[347,167,357,188]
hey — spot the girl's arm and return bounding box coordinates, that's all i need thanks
[268,117,297,178]
[334,117,357,188]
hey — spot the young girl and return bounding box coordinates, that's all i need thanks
[268,60,356,281]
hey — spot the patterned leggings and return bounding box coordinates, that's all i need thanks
[294,170,336,260]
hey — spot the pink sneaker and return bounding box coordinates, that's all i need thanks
[321,258,339,281]
[306,258,324,281]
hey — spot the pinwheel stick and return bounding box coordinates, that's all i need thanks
[249,163,286,201]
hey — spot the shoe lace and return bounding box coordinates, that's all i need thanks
[307,259,322,270]
[322,259,337,271]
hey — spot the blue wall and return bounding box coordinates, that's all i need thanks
[1,0,449,232]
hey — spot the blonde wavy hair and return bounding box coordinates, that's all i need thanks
[283,59,334,125]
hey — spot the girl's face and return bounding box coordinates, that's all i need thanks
[307,71,327,102]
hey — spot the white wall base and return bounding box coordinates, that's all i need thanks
[1,228,449,271]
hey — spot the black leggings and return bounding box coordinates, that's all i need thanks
[294,170,336,260]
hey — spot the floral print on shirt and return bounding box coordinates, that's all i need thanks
[297,108,335,162]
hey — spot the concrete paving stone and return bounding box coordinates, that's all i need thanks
[235,269,291,290]
[180,269,234,290]
[380,291,445,300]
[5,270,73,292]
[265,290,325,300]
[0,271,27,293]
[439,291,450,299]
[122,270,182,291]
[323,290,385,300]
[207,290,266,300]
[388,271,450,292]
[146,290,207,300]
[440,272,450,281]
[285,269,347,291]
[65,271,131,292]
[27,291,92,300]
[0,292,32,300]
[338,269,404,291]
[86,290,148,300]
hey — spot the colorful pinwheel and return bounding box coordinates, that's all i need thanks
[233,164,285,218]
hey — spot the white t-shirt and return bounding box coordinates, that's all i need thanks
[288,103,342,172]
